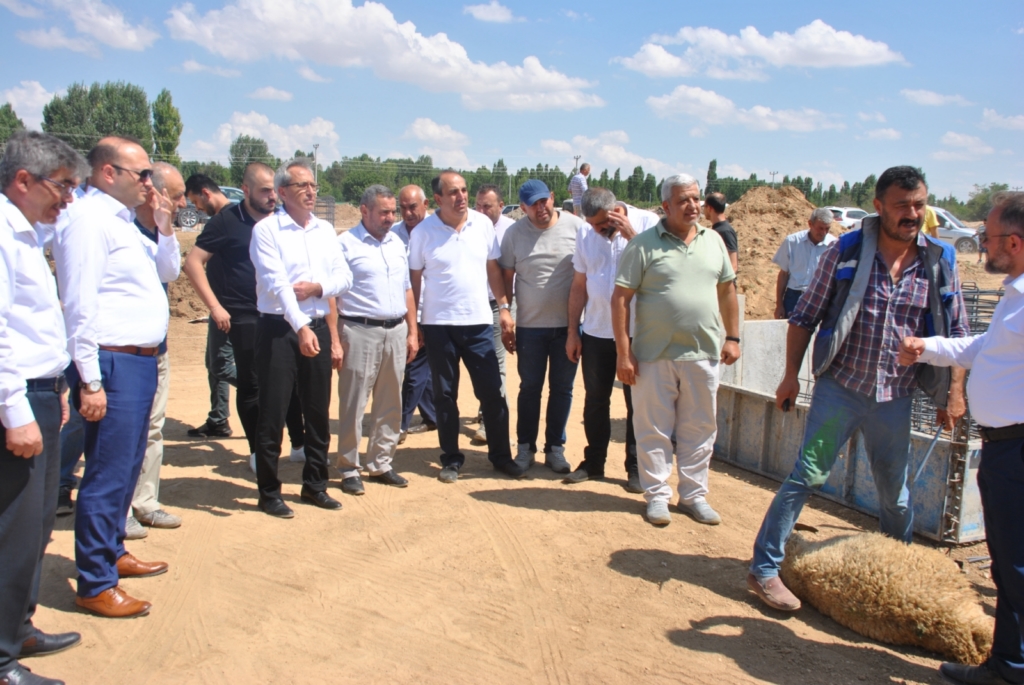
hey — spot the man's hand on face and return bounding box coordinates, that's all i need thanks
[605,211,635,240]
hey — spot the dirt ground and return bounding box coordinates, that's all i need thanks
[32,309,999,685]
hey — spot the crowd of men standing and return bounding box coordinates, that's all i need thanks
[1,129,1021,685]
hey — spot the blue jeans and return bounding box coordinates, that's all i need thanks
[750,374,914,580]
[977,436,1024,683]
[515,327,578,453]
[58,396,84,489]
[783,288,803,317]
[401,336,436,431]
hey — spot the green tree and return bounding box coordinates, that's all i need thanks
[43,81,153,153]
[151,89,182,167]
[705,159,718,196]
[181,160,231,186]
[0,103,25,146]
[611,168,622,198]
[229,135,275,185]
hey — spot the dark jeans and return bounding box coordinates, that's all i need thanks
[67,351,158,597]
[0,384,61,674]
[401,334,436,431]
[515,326,578,453]
[253,316,331,501]
[579,332,637,476]
[422,323,512,469]
[205,318,234,426]
[978,435,1024,683]
[783,288,803,317]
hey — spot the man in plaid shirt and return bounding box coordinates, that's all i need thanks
[747,166,968,612]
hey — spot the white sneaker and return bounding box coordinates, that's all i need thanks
[249,453,256,474]
[288,445,306,462]
[544,445,571,474]
[678,497,722,525]
[646,501,671,526]
[125,515,149,540]
[514,443,534,470]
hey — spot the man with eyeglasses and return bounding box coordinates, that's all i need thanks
[54,136,175,619]
[249,158,351,518]
[1,131,87,685]
[900,192,1024,685]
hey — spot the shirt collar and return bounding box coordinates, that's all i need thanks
[1007,272,1024,294]
[353,222,395,244]
[277,210,318,231]
[655,219,704,240]
[0,192,37,235]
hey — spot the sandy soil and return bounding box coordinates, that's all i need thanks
[31,314,998,685]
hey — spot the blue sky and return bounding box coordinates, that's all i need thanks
[1,0,1021,200]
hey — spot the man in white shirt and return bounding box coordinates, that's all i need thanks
[568,163,590,215]
[57,136,175,619]
[336,185,418,496]
[408,171,523,483]
[0,131,86,685]
[899,192,1024,685]
[249,157,352,518]
[470,184,515,444]
[564,188,659,491]
[773,208,838,318]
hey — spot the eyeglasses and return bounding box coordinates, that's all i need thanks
[282,182,319,192]
[978,230,1019,244]
[34,175,77,198]
[111,164,153,183]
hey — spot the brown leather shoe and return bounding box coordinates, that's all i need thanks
[746,573,801,611]
[116,553,168,578]
[75,586,151,618]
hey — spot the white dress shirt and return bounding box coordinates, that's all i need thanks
[55,189,178,384]
[0,194,71,428]
[338,223,410,319]
[408,209,499,326]
[574,204,659,339]
[250,211,352,332]
[919,272,1024,429]
[772,230,839,291]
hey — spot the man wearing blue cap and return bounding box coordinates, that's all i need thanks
[500,179,583,472]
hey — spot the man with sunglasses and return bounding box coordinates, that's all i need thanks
[54,137,175,619]
[900,192,1024,685]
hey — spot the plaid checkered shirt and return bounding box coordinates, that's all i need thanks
[790,232,969,402]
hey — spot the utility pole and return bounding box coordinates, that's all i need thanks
[769,170,779,187]
[313,143,319,184]
[573,154,581,174]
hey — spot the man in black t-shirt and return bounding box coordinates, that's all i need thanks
[704,192,738,273]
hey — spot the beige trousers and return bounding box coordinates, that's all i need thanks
[132,352,169,516]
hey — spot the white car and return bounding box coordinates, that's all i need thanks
[932,207,980,254]
[824,206,870,230]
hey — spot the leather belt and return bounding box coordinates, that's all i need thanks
[978,423,1024,443]
[99,345,159,357]
[26,377,66,393]
[340,315,404,329]
[260,314,327,330]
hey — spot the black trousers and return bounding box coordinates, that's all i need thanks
[579,332,637,477]
[253,316,331,501]
[0,386,61,675]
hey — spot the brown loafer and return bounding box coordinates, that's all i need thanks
[116,553,168,578]
[75,586,151,618]
[746,573,801,611]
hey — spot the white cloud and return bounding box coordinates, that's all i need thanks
[619,20,902,80]
[181,59,241,77]
[0,0,42,18]
[404,118,472,168]
[50,0,158,51]
[298,65,330,82]
[166,0,602,111]
[858,111,886,123]
[931,131,994,161]
[17,27,99,57]
[249,86,293,101]
[862,128,901,141]
[540,139,572,155]
[541,130,688,180]
[1,80,60,129]
[647,84,844,132]
[419,147,474,169]
[900,89,972,106]
[204,111,341,163]
[981,108,1024,131]
[463,1,523,23]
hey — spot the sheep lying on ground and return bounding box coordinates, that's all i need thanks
[779,532,992,665]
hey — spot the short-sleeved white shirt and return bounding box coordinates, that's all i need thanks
[771,230,838,291]
[338,223,410,319]
[574,204,659,339]
[408,208,499,326]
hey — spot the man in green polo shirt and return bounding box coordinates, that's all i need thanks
[612,173,741,527]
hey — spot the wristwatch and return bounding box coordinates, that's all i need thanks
[498,303,511,311]
[82,380,103,393]
[725,336,741,343]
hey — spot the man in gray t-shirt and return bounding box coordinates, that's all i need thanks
[499,180,582,473]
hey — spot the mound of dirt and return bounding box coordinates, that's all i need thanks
[333,203,361,233]
[167,232,209,319]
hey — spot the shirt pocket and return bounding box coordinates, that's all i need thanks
[894,276,930,310]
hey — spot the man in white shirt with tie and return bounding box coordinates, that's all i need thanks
[336,185,418,495]
[57,136,175,618]
[0,131,86,685]
[900,192,1024,685]
[249,157,352,518]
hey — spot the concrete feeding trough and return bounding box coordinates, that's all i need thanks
[715,319,985,544]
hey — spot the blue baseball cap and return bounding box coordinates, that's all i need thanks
[518,179,551,206]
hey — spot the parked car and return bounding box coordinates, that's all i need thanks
[221,186,244,203]
[932,207,980,254]
[175,186,244,229]
[823,206,870,230]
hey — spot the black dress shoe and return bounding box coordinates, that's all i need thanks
[0,664,65,685]
[187,421,232,438]
[493,459,526,479]
[300,488,343,510]
[625,469,644,494]
[55,486,73,517]
[369,470,408,487]
[20,631,81,658]
[340,476,365,496]
[258,498,294,518]
[408,421,437,434]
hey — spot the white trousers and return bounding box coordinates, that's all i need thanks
[132,352,169,516]
[336,321,407,479]
[631,357,719,506]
